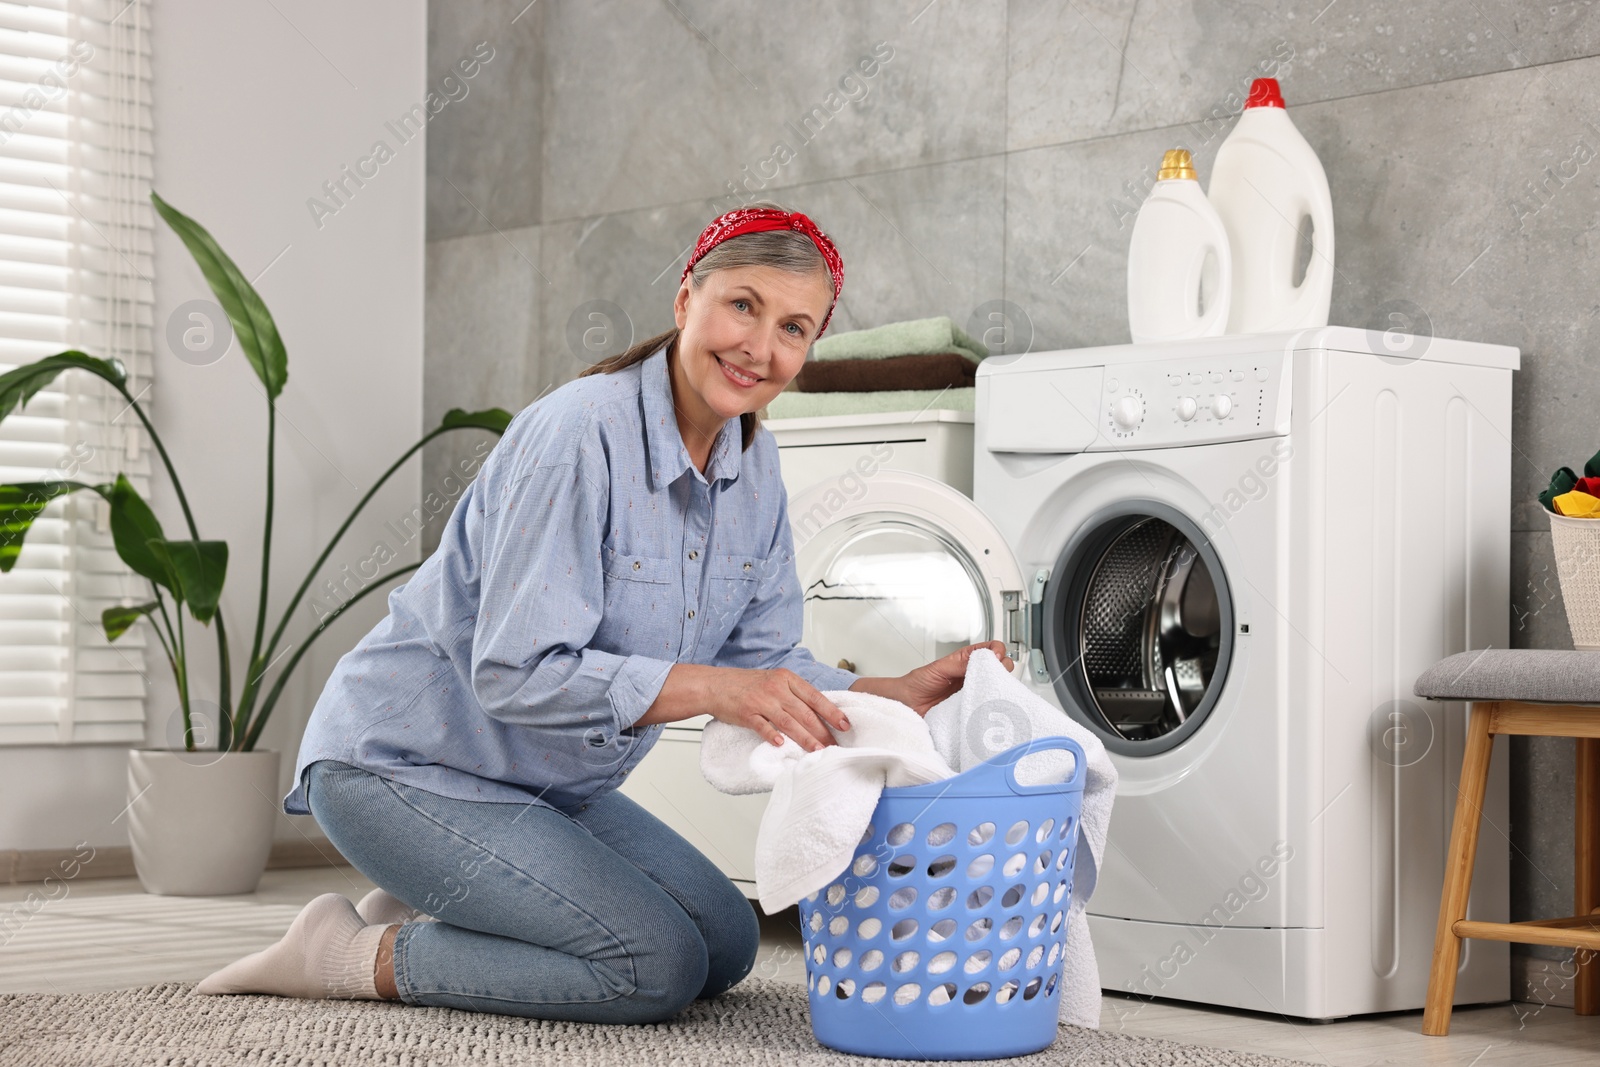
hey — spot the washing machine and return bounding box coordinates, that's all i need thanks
[786,326,1517,1019]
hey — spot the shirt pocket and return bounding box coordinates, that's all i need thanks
[701,550,769,643]
[601,543,674,584]
[598,543,676,646]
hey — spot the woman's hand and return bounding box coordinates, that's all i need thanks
[853,640,1015,716]
[638,663,851,751]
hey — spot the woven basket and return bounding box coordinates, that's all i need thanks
[1548,509,1600,650]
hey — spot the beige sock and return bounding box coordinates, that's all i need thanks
[356,887,436,926]
[194,892,388,1000]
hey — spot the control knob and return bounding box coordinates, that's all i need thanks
[1211,394,1233,419]
[1175,396,1197,422]
[1112,394,1143,430]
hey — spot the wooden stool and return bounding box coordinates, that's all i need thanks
[1415,649,1600,1036]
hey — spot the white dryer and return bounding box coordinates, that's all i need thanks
[786,327,1518,1019]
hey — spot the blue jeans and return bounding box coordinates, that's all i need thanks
[303,758,760,1022]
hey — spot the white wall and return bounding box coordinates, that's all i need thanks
[0,1,427,851]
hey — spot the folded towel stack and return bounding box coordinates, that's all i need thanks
[767,316,988,419]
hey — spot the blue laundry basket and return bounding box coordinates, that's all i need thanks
[796,735,1086,1060]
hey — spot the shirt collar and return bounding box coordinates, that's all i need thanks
[640,344,744,488]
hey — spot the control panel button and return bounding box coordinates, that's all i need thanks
[1175,396,1197,421]
[1255,366,1270,382]
[1210,371,1223,383]
[1232,369,1245,382]
[1112,395,1143,429]
[1211,394,1233,419]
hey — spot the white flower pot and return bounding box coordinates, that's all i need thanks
[126,748,281,895]
[1548,509,1600,650]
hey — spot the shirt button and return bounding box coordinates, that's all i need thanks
[688,550,699,560]
[687,609,696,619]
[632,560,641,571]
[743,562,752,571]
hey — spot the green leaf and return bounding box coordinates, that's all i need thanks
[103,475,174,592]
[0,351,127,424]
[440,407,513,434]
[0,480,98,572]
[146,538,229,623]
[102,601,159,642]
[150,191,288,400]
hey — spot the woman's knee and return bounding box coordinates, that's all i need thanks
[615,906,711,1022]
[698,895,760,999]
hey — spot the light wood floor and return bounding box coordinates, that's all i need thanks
[2,865,1596,1065]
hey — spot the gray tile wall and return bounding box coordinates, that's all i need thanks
[424,0,1600,967]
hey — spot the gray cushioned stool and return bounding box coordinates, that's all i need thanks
[1414,649,1600,1035]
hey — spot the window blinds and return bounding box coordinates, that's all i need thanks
[0,0,152,745]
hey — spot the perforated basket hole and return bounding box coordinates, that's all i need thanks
[1047,942,1061,967]
[1034,849,1052,875]
[964,982,991,1005]
[1028,913,1048,937]
[927,855,956,878]
[999,915,1024,939]
[927,886,957,910]
[887,823,916,847]
[808,970,815,991]
[835,977,856,999]
[965,917,992,942]
[928,950,958,974]
[1051,910,1064,934]
[888,887,919,910]
[1023,976,1042,1000]
[858,917,882,939]
[860,948,884,971]
[1057,817,1075,843]
[853,854,878,877]
[818,974,831,995]
[1001,885,1025,908]
[812,944,826,965]
[1035,818,1055,844]
[1003,852,1027,878]
[1056,849,1071,871]
[968,822,996,847]
[997,979,1020,1003]
[855,885,880,908]
[826,883,846,906]
[862,981,887,1004]
[888,855,917,878]
[833,946,853,967]
[964,950,992,975]
[808,911,824,933]
[892,951,920,974]
[998,947,1022,970]
[929,982,957,1006]
[966,854,995,879]
[1046,973,1059,997]
[1005,820,1030,847]
[891,918,919,941]
[829,915,849,937]
[967,886,994,910]
[1053,882,1068,904]
[1031,882,1050,907]
[926,822,957,847]
[929,918,957,942]
[1026,944,1045,968]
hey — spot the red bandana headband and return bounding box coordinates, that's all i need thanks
[681,207,845,337]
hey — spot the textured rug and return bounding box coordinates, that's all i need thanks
[0,977,1319,1066]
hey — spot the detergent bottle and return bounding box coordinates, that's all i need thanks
[1207,77,1335,332]
[1126,148,1232,343]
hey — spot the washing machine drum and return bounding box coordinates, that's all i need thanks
[1046,505,1234,755]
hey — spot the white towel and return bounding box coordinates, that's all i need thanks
[699,649,1118,1029]
[922,649,1118,1030]
[700,689,955,913]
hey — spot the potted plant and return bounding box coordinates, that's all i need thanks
[1539,448,1600,651]
[0,192,511,894]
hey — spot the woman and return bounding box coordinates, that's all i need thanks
[195,202,1014,1022]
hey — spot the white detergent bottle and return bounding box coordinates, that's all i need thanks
[1208,77,1334,332]
[1126,148,1232,343]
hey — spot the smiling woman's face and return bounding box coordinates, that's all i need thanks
[670,263,835,435]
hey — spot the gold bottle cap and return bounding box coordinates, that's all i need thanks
[1157,148,1197,181]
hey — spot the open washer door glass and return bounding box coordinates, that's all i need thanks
[788,470,1026,679]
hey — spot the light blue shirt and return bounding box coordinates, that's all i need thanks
[282,345,859,817]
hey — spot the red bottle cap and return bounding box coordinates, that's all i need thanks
[1245,78,1286,109]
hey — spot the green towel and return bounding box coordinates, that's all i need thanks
[764,387,975,420]
[811,316,987,363]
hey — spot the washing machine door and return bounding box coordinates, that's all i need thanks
[788,470,1027,679]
